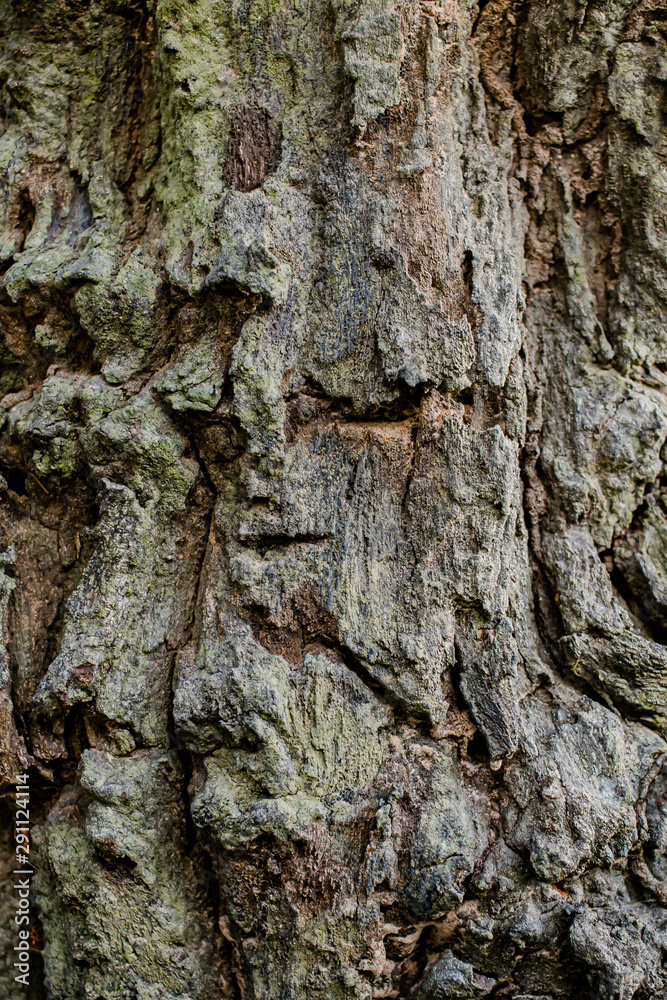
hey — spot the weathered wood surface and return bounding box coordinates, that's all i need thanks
[1,1,667,997]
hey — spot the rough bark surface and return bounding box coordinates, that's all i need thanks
[1,1,667,997]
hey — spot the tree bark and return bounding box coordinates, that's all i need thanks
[1,0,667,997]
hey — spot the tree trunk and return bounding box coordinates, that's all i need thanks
[1,0,667,997]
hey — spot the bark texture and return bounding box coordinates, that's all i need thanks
[1,1,667,997]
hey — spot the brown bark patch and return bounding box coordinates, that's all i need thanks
[224,105,283,193]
